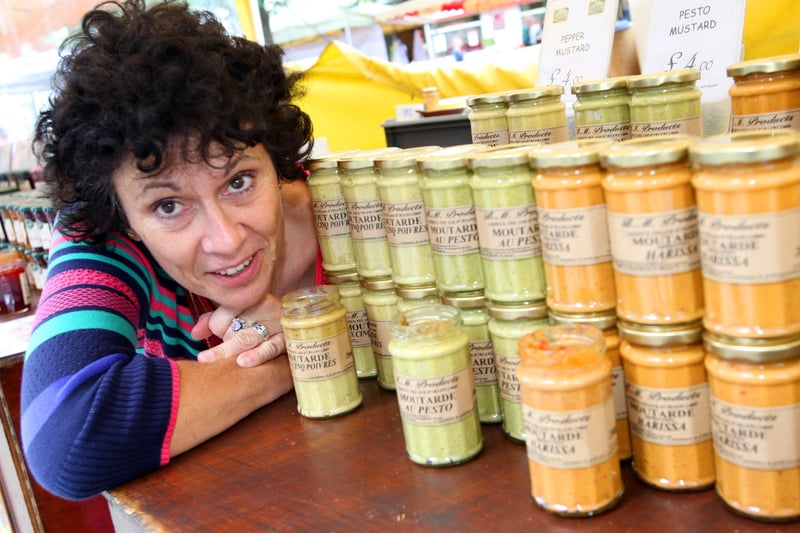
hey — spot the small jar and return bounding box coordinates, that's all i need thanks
[572,76,632,142]
[600,135,704,324]
[550,310,631,461]
[704,332,800,522]
[517,324,623,517]
[0,249,31,315]
[728,53,800,132]
[487,300,549,442]
[627,69,703,138]
[422,86,441,111]
[280,285,362,418]
[418,149,486,293]
[0,202,15,244]
[328,271,377,379]
[619,320,715,491]
[531,139,616,312]
[21,203,43,253]
[690,130,800,338]
[467,92,510,147]
[468,146,545,303]
[442,291,502,423]
[306,151,361,273]
[360,277,400,390]
[396,284,440,313]
[33,201,52,251]
[375,148,439,287]
[505,85,569,145]
[389,304,483,466]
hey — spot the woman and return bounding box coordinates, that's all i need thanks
[21,0,320,500]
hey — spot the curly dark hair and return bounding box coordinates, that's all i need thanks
[34,0,313,244]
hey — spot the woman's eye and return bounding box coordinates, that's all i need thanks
[154,200,181,216]
[228,173,254,193]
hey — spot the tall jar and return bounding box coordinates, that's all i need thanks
[441,291,502,424]
[690,130,800,338]
[418,149,486,293]
[531,139,616,312]
[505,85,569,145]
[550,310,631,461]
[328,271,377,379]
[517,324,623,517]
[396,284,440,313]
[572,76,632,141]
[307,150,361,273]
[468,146,545,303]
[375,148,439,288]
[728,53,800,132]
[360,276,399,390]
[600,135,704,324]
[487,300,549,442]
[389,304,483,466]
[280,285,362,418]
[618,320,715,491]
[704,332,800,522]
[627,69,703,138]
[467,92,510,147]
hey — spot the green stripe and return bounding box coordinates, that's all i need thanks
[144,321,200,354]
[49,250,150,296]
[26,310,137,360]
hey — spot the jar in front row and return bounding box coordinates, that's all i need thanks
[328,271,377,379]
[728,53,800,133]
[505,85,569,145]
[389,304,483,466]
[690,130,800,338]
[531,139,616,312]
[704,332,800,522]
[0,249,31,315]
[517,324,623,517]
[572,76,632,142]
[281,285,362,418]
[600,135,704,324]
[487,301,549,442]
[467,92,510,147]
[360,277,399,390]
[618,320,714,491]
[627,69,703,138]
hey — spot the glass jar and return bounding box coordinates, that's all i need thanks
[505,85,569,145]
[728,53,800,132]
[280,285,362,418]
[704,332,800,522]
[375,148,439,287]
[487,300,549,442]
[21,202,43,253]
[572,76,632,141]
[328,271,377,379]
[531,139,616,312]
[467,92,510,147]
[517,324,623,517]
[619,319,714,491]
[306,150,361,273]
[360,276,399,390]
[600,135,704,324]
[418,149,486,293]
[442,291,502,423]
[627,69,703,138]
[0,249,31,315]
[422,86,440,111]
[468,146,545,303]
[396,284,440,313]
[389,304,483,466]
[550,310,631,461]
[690,130,800,338]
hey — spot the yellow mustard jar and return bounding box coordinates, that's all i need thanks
[728,53,800,133]
[467,92,510,147]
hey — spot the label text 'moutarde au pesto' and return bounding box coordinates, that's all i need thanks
[425,205,481,255]
[474,204,541,260]
[395,367,476,426]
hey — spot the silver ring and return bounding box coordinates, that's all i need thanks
[231,317,248,332]
[250,322,269,339]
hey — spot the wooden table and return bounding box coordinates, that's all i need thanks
[106,380,794,532]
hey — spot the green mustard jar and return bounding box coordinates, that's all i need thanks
[328,271,377,379]
[572,76,632,142]
[360,276,399,390]
[505,85,569,145]
[281,285,362,418]
[389,304,484,466]
[487,300,549,442]
[442,291,502,423]
[468,146,546,304]
[627,69,703,138]
[467,92,510,147]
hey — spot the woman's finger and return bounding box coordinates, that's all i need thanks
[236,332,287,368]
[197,327,264,362]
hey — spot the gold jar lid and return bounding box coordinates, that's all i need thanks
[325,270,359,284]
[626,69,701,89]
[338,147,401,171]
[306,150,363,171]
[375,146,441,170]
[360,276,395,291]
[422,86,439,94]
[395,284,439,299]
[549,309,618,331]
[689,130,800,165]
[617,319,704,347]
[468,145,534,169]
[571,76,630,95]
[727,53,800,78]
[282,285,341,317]
[440,290,487,309]
[505,85,564,103]
[487,300,548,321]
[703,331,800,363]
[466,92,508,108]
[531,139,613,168]
[600,134,697,168]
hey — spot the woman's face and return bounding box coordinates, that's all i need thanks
[113,143,284,309]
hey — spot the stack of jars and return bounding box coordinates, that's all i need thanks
[0,191,55,292]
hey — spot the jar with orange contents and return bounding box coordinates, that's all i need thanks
[727,53,800,133]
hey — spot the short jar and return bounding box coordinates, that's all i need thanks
[505,85,569,145]
[467,92,510,147]
[728,53,800,133]
[360,276,399,390]
[627,69,703,138]
[0,249,30,315]
[328,271,377,379]
[572,76,632,141]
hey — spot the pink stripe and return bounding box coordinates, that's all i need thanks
[160,360,181,466]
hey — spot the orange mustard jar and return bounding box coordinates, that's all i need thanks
[728,53,800,133]
[690,130,800,338]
